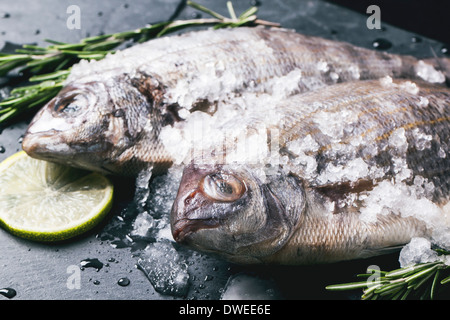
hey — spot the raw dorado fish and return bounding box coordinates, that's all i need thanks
[22,27,449,176]
[170,78,450,265]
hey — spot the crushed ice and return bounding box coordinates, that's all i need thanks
[220,273,280,300]
[160,91,285,167]
[80,33,450,293]
[399,237,439,267]
[137,240,190,297]
[100,165,283,298]
[359,180,442,227]
[399,236,450,268]
[415,60,446,84]
[98,165,192,296]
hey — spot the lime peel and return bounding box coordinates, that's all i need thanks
[0,151,114,242]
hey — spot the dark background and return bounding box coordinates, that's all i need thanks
[326,0,450,45]
[0,0,449,302]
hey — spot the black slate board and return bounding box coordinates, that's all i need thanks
[0,0,448,302]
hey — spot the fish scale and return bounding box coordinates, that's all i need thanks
[22,27,449,177]
[170,78,450,265]
[274,80,450,180]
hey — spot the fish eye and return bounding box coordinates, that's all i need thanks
[55,101,80,115]
[54,94,88,116]
[200,173,246,202]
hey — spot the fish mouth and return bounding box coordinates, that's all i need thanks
[170,187,220,243]
[170,163,223,243]
[22,130,104,173]
[171,218,220,243]
[22,130,73,159]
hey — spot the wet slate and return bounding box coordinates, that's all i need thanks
[0,0,448,301]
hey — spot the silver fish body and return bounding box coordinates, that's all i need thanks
[22,27,449,176]
[170,79,450,265]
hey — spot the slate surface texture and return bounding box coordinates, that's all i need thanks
[0,0,448,300]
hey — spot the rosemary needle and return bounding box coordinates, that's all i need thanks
[326,255,450,300]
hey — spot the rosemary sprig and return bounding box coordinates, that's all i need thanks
[326,251,450,300]
[0,1,279,124]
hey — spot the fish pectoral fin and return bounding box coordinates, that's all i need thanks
[359,244,404,259]
[313,179,377,214]
[315,179,376,201]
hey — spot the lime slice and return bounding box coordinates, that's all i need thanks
[0,151,114,242]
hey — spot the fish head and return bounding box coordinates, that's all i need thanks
[22,78,156,175]
[171,163,304,264]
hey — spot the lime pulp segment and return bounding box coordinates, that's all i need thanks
[0,151,114,241]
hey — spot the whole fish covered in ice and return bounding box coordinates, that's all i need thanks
[170,78,450,265]
[22,27,449,176]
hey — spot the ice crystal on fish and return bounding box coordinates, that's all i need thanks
[160,91,286,167]
[399,237,439,267]
[317,158,369,185]
[359,180,443,228]
[411,128,432,151]
[316,60,329,73]
[379,75,393,87]
[388,128,408,154]
[268,69,303,99]
[313,108,358,140]
[286,134,320,156]
[347,64,361,80]
[418,96,429,107]
[415,60,446,84]
[398,81,419,95]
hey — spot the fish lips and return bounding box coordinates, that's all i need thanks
[22,128,110,174]
[170,164,224,243]
[22,129,75,160]
[22,100,77,159]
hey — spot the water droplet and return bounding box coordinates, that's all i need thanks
[411,36,422,43]
[250,0,261,6]
[0,288,16,299]
[441,45,449,56]
[93,280,100,285]
[0,146,5,153]
[2,13,10,19]
[204,275,214,282]
[80,258,104,271]
[372,38,392,50]
[113,109,125,117]
[118,277,130,287]
[97,11,103,17]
